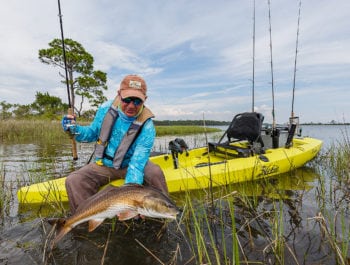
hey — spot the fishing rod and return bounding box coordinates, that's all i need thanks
[267,0,279,148]
[252,0,256,112]
[57,0,78,160]
[291,0,302,119]
[285,0,302,147]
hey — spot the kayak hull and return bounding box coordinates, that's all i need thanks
[17,137,322,204]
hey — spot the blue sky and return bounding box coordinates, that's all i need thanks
[1,0,349,123]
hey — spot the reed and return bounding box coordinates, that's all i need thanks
[156,125,220,136]
[311,132,350,265]
[325,133,350,184]
[0,120,220,142]
[0,164,13,222]
[266,200,286,264]
[180,186,252,264]
[309,212,348,265]
[179,163,348,265]
[3,126,350,263]
[0,164,5,220]
[0,120,65,143]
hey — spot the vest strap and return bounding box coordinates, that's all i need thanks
[94,105,119,160]
[112,123,141,168]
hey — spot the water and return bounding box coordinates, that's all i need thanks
[0,124,349,264]
[302,124,349,147]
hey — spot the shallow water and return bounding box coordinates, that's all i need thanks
[0,124,349,264]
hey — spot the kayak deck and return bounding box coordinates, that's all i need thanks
[17,137,322,204]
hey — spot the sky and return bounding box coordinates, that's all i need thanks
[0,0,349,123]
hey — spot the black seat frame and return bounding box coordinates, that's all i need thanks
[209,112,265,157]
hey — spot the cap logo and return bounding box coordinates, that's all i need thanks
[129,80,142,89]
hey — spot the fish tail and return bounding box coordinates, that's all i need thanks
[50,218,72,249]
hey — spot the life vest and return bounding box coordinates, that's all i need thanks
[94,96,154,169]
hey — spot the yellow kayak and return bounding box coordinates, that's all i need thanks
[17,136,322,204]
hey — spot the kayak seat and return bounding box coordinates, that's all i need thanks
[209,112,265,157]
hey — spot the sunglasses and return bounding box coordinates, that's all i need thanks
[121,97,143,106]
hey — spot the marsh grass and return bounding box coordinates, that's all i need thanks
[0,120,66,143]
[0,163,17,225]
[155,125,220,136]
[6,157,350,264]
[313,132,350,265]
[179,136,349,265]
[0,164,7,222]
[0,120,221,143]
[5,151,350,265]
[2,128,350,264]
[181,186,259,263]
[1,160,70,223]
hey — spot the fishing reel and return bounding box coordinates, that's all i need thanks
[168,138,189,156]
[166,138,189,169]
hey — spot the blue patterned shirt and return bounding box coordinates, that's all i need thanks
[74,100,155,184]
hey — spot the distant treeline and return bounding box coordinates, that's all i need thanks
[301,122,350,125]
[154,120,230,126]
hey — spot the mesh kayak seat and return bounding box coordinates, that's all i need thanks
[209,112,265,157]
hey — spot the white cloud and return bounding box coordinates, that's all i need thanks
[0,0,349,123]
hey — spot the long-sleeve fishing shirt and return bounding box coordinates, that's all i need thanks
[74,100,156,185]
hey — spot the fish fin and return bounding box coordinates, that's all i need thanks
[117,211,139,221]
[50,219,71,249]
[88,219,105,232]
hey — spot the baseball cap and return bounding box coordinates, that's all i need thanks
[119,74,147,101]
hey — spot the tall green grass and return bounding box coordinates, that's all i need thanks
[2,123,350,263]
[0,120,220,142]
[0,120,65,142]
[156,125,219,136]
[313,131,350,265]
[178,131,350,265]
[0,164,13,223]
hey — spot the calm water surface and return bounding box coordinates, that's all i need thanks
[0,124,349,264]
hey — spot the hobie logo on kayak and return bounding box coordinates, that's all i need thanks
[261,165,279,176]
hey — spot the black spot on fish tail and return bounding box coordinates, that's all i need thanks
[45,217,66,226]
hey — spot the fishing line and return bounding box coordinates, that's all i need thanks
[267,0,276,131]
[286,0,302,147]
[267,0,281,148]
[252,0,256,112]
[291,0,302,119]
